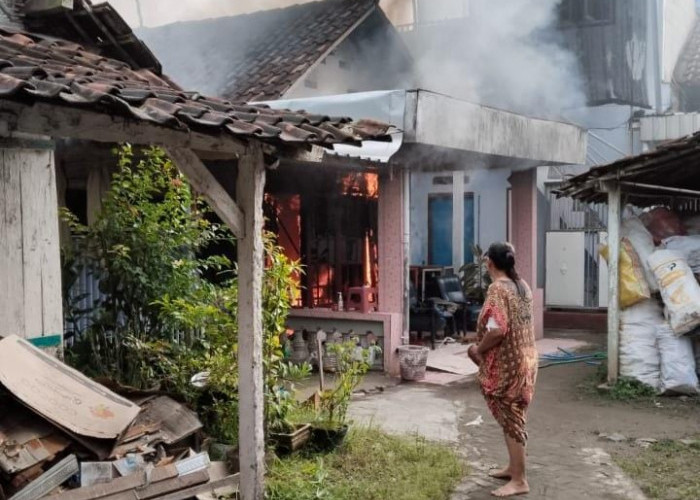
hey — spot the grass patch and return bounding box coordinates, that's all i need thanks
[581,364,657,402]
[616,438,700,500]
[266,427,466,500]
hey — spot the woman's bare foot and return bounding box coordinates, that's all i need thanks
[491,479,529,497]
[488,467,512,480]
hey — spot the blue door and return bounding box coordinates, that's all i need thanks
[464,194,475,264]
[428,195,453,266]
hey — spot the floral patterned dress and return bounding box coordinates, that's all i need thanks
[476,279,538,445]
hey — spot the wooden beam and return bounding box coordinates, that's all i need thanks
[604,181,621,386]
[149,474,240,500]
[166,147,245,238]
[236,143,266,500]
[0,101,247,155]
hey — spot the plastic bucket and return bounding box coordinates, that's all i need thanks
[397,345,430,381]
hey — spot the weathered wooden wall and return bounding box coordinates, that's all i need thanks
[0,144,63,341]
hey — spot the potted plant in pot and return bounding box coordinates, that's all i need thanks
[268,362,313,454]
[309,339,374,451]
[459,244,492,330]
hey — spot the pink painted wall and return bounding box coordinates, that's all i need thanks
[378,171,405,375]
[509,169,544,339]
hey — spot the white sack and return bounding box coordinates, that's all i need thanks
[662,235,700,274]
[647,250,700,335]
[656,324,699,395]
[622,216,659,292]
[693,337,700,377]
[619,300,662,391]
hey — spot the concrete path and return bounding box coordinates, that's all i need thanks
[349,353,652,499]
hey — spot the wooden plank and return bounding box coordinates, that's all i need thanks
[38,157,64,344]
[154,475,239,500]
[0,149,26,338]
[20,147,45,339]
[0,101,246,155]
[236,144,266,500]
[100,469,209,500]
[166,147,245,238]
[46,465,178,500]
[21,148,61,341]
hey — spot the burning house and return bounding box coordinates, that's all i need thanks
[137,0,589,374]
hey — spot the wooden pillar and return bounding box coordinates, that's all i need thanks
[236,143,266,500]
[0,136,63,344]
[86,165,111,226]
[605,181,621,385]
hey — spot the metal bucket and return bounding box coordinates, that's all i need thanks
[397,345,430,381]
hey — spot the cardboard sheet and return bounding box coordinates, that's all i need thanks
[0,336,140,440]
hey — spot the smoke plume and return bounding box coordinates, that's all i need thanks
[109,0,316,27]
[403,0,585,118]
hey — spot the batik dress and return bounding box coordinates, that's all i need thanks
[476,279,538,445]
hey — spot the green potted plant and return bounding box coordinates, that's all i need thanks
[310,340,374,451]
[268,361,313,454]
[459,244,491,330]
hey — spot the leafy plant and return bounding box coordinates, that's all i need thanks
[318,340,375,427]
[61,144,309,445]
[606,377,657,401]
[459,244,491,303]
[62,145,232,386]
[267,362,312,433]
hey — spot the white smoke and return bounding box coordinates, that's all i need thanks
[405,0,585,118]
[108,0,317,27]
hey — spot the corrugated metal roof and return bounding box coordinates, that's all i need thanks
[557,130,700,204]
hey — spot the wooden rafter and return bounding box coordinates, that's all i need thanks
[166,147,245,238]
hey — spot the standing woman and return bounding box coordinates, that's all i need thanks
[468,243,538,497]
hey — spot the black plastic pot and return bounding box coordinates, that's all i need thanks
[309,424,349,452]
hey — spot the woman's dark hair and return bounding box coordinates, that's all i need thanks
[486,242,524,296]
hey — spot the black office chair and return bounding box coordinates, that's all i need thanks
[409,284,453,349]
[436,275,471,335]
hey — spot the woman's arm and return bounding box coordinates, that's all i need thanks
[476,327,505,356]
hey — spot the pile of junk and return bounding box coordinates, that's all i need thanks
[0,335,239,500]
[602,207,700,395]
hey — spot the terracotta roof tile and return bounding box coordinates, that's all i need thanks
[138,0,377,102]
[0,26,392,147]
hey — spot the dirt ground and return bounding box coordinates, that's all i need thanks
[348,331,700,500]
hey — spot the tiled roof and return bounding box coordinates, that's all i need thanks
[138,0,377,102]
[0,26,392,147]
[21,0,161,72]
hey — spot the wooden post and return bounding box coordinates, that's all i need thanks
[605,181,621,386]
[237,143,266,500]
[316,329,327,392]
